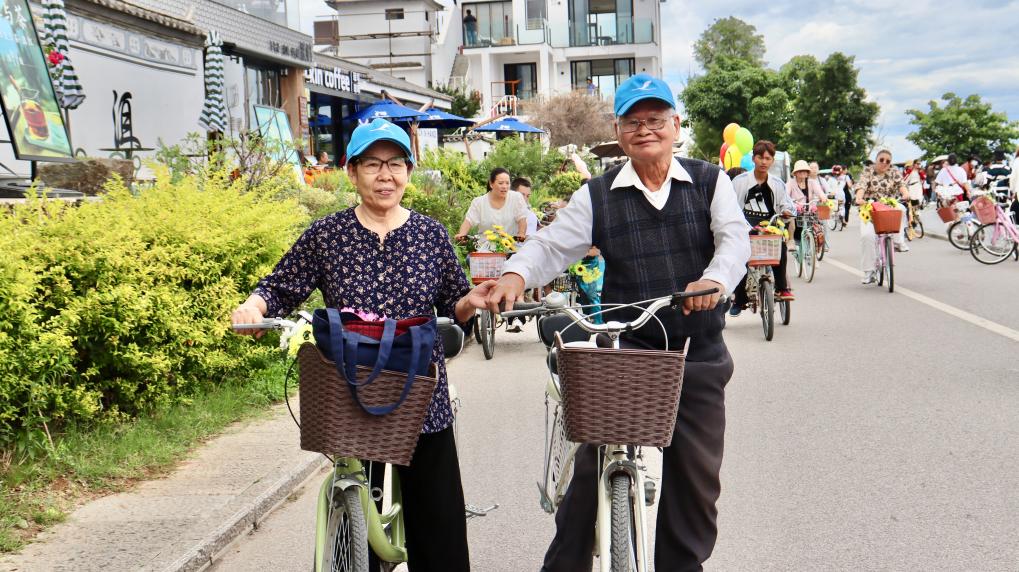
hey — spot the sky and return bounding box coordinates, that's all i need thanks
[660,0,1019,161]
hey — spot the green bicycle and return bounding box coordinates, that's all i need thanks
[233,314,494,571]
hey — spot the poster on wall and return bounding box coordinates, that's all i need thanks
[253,104,303,184]
[0,0,74,161]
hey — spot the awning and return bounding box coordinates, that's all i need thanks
[198,31,228,133]
[41,0,85,109]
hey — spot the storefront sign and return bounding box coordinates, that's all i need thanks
[304,65,361,94]
[65,14,197,71]
[0,0,73,161]
[268,40,312,63]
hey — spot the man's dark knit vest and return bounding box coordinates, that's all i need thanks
[589,158,726,362]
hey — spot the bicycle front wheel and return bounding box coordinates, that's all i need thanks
[760,277,774,341]
[610,473,638,572]
[480,310,495,359]
[947,220,973,250]
[321,487,369,572]
[884,237,895,293]
[803,233,816,283]
[828,215,839,231]
[911,215,925,239]
[970,224,1016,265]
[779,299,791,325]
[816,226,826,261]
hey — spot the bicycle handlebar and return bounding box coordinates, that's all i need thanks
[501,288,727,335]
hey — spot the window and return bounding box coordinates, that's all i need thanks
[570,58,634,99]
[525,0,546,29]
[463,2,513,47]
[245,60,283,130]
[568,0,634,46]
[385,8,404,20]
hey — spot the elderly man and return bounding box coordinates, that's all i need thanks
[487,74,750,571]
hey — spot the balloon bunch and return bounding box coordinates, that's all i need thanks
[719,123,755,171]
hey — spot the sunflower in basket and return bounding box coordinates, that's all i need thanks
[859,202,872,223]
[752,218,789,239]
[483,225,518,254]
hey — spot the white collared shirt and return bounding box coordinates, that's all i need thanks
[502,157,750,294]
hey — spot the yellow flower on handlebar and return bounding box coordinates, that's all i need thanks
[287,323,315,358]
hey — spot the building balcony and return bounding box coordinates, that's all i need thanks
[462,17,655,50]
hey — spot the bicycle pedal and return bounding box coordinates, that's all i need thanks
[644,480,657,506]
[465,503,499,519]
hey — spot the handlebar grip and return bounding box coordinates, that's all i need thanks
[671,288,720,299]
[232,321,279,330]
[512,301,543,311]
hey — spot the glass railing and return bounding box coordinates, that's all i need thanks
[548,17,655,48]
[516,19,548,45]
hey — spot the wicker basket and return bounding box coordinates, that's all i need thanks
[468,252,507,285]
[749,235,782,266]
[971,196,997,225]
[296,344,437,466]
[553,333,686,447]
[937,206,958,223]
[816,205,831,220]
[871,209,902,234]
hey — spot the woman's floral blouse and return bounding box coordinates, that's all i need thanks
[857,166,903,201]
[254,208,471,433]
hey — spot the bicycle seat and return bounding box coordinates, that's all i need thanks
[537,314,590,349]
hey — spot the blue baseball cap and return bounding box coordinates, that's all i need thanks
[346,118,415,165]
[613,73,676,117]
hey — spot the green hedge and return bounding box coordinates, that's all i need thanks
[0,167,307,455]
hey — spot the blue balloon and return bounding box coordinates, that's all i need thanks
[740,152,754,171]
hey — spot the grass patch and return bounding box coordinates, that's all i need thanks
[0,358,294,553]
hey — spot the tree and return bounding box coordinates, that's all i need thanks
[693,17,766,70]
[784,52,879,166]
[525,91,615,148]
[906,93,1019,160]
[435,84,482,119]
[679,56,787,159]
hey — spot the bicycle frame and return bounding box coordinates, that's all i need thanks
[985,204,1019,243]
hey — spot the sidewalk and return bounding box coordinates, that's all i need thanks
[0,398,327,572]
[920,208,949,240]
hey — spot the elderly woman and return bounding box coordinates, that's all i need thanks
[455,167,528,248]
[231,118,490,571]
[855,147,910,284]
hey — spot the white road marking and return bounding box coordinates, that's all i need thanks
[825,257,1019,344]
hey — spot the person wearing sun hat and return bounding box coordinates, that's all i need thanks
[231,117,502,571]
[488,73,751,571]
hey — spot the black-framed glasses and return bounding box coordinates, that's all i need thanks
[356,156,410,174]
[618,117,669,133]
[877,158,891,164]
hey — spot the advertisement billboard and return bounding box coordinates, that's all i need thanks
[0,0,74,161]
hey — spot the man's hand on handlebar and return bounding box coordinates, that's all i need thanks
[681,279,725,316]
[485,273,526,314]
[231,304,267,338]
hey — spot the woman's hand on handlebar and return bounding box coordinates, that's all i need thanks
[231,304,267,338]
[682,279,724,316]
[464,280,498,311]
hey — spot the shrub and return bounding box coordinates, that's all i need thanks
[0,166,307,457]
[479,137,565,189]
[545,171,586,199]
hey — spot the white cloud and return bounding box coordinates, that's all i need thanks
[661,0,1019,160]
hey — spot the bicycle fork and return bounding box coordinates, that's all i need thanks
[595,446,650,572]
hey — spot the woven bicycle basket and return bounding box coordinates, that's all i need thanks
[749,235,782,266]
[816,205,831,220]
[553,333,686,447]
[871,209,902,234]
[296,344,438,466]
[468,252,507,285]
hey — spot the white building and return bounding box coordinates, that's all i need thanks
[318,0,665,118]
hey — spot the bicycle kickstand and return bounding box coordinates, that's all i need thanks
[465,503,500,519]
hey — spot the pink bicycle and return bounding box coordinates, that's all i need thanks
[969,199,1019,265]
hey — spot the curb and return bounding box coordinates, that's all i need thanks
[162,453,330,572]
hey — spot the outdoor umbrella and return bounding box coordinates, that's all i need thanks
[348,99,427,123]
[41,0,84,109]
[394,107,474,129]
[472,116,544,134]
[198,31,227,133]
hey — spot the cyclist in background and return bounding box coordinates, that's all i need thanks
[831,164,854,224]
[855,147,910,284]
[513,176,540,236]
[731,141,797,312]
[484,73,750,572]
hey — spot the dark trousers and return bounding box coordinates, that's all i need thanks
[733,243,789,306]
[367,426,469,572]
[541,348,735,572]
[842,188,853,221]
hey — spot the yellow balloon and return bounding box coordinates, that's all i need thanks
[723,123,740,146]
[723,145,742,170]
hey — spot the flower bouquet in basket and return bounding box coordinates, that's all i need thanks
[748,220,785,266]
[482,225,518,254]
[816,198,836,220]
[861,197,902,233]
[470,226,517,284]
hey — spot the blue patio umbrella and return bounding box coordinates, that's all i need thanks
[348,99,427,122]
[472,116,545,134]
[394,107,474,129]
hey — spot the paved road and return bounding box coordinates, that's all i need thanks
[213,218,1019,571]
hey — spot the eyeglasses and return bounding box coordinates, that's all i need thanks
[356,156,410,174]
[618,117,669,133]
[877,158,891,164]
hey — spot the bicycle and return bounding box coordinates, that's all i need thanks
[458,234,526,360]
[867,204,900,293]
[744,218,789,341]
[233,314,495,572]
[969,198,1019,265]
[793,210,825,283]
[904,201,924,241]
[504,287,724,572]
